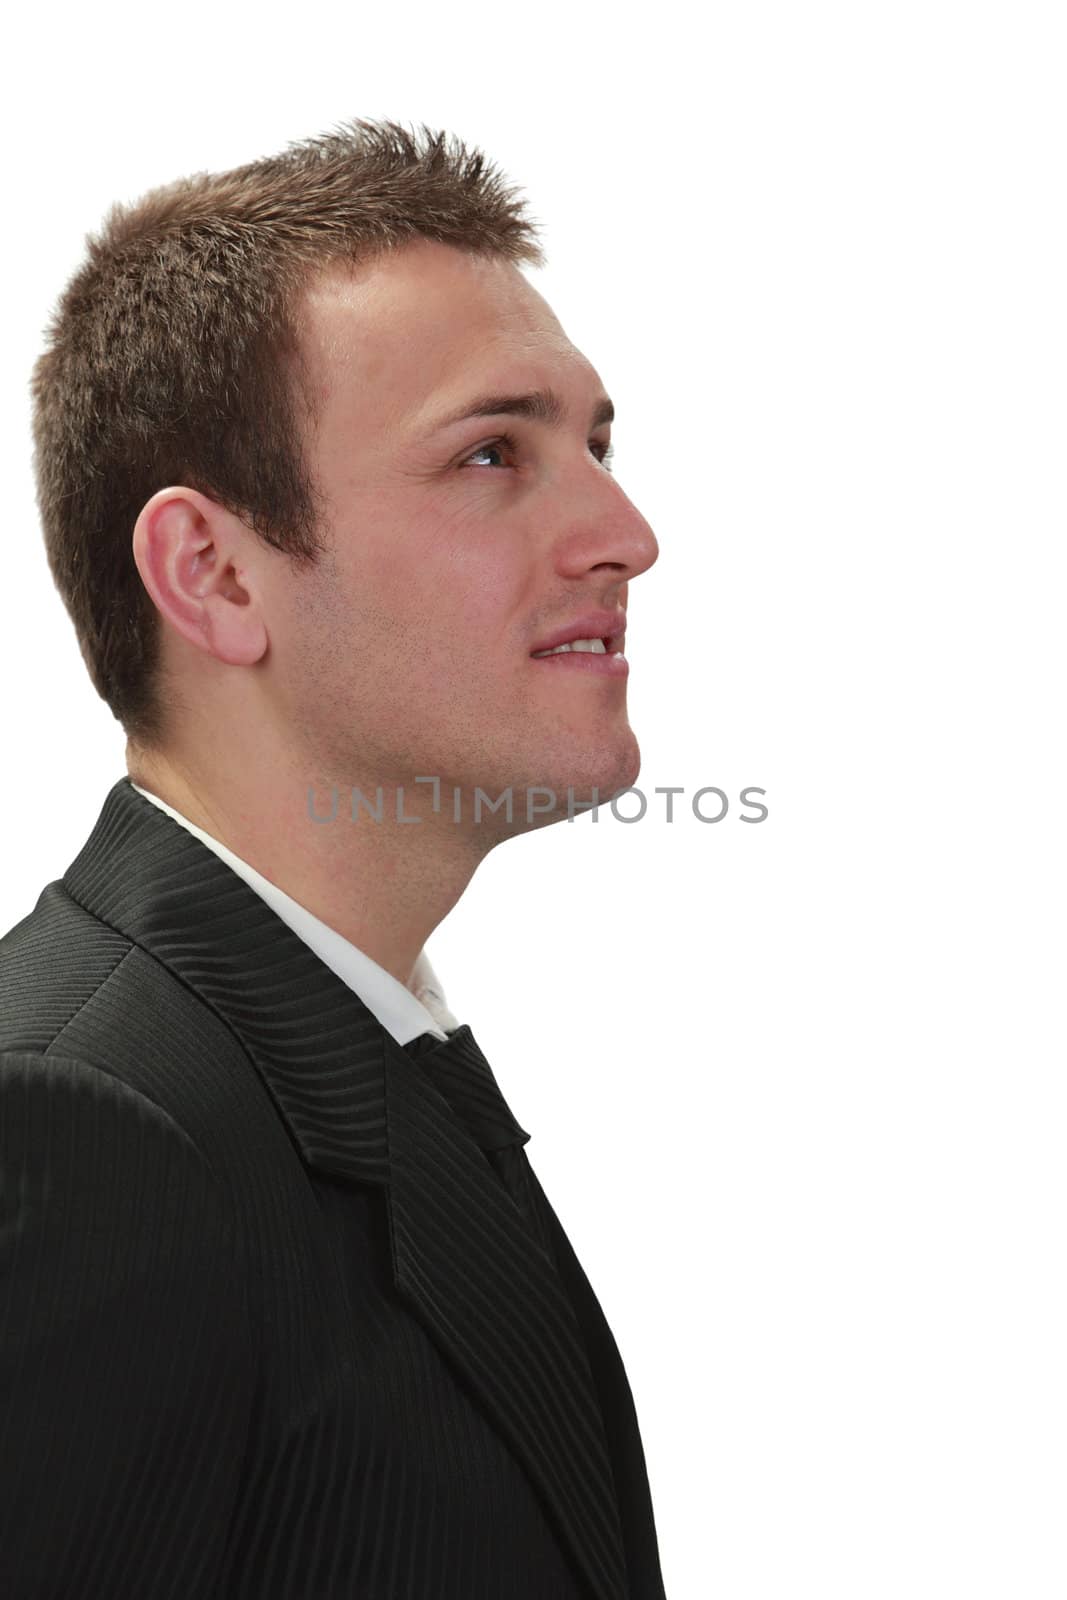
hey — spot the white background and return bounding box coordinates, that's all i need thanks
[2,5,1064,1595]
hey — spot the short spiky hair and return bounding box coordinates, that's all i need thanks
[30,117,545,749]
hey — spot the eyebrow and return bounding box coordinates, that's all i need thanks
[426,388,615,434]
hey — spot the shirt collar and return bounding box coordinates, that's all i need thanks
[129,781,456,1045]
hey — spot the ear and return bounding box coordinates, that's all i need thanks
[132,487,268,667]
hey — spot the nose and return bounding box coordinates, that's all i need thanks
[552,482,660,587]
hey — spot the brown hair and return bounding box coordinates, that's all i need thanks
[30,117,545,750]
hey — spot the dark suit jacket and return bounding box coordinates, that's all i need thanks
[0,777,667,1598]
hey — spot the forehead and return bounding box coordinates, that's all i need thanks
[294,240,597,434]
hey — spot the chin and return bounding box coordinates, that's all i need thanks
[451,729,642,838]
[538,731,642,814]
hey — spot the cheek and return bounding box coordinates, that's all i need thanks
[322,493,534,666]
[399,519,528,641]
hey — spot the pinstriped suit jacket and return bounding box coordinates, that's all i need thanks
[0,777,668,1598]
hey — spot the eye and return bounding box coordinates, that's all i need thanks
[461,432,615,474]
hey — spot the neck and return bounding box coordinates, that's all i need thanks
[126,743,496,986]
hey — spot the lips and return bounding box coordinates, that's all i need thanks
[532,637,608,657]
[529,610,627,658]
[528,608,629,679]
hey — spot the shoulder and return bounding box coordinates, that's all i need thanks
[0,1047,255,1594]
[0,881,259,1173]
[0,1046,247,1344]
[0,1046,232,1216]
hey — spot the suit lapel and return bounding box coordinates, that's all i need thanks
[61,778,629,1600]
[384,1032,629,1600]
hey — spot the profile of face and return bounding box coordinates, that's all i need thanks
[259,239,660,836]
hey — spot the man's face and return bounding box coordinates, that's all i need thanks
[271,239,659,834]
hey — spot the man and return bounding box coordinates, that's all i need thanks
[0,119,664,1597]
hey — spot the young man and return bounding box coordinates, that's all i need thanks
[0,119,664,1597]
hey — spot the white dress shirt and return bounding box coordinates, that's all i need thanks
[130,781,457,1044]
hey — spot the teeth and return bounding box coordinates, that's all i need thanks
[533,637,607,657]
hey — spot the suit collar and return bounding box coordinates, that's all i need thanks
[127,777,454,1044]
[62,777,631,1600]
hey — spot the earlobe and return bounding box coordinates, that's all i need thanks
[132,487,268,667]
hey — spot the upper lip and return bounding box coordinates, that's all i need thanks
[530,610,627,656]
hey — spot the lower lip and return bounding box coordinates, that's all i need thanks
[529,650,629,677]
